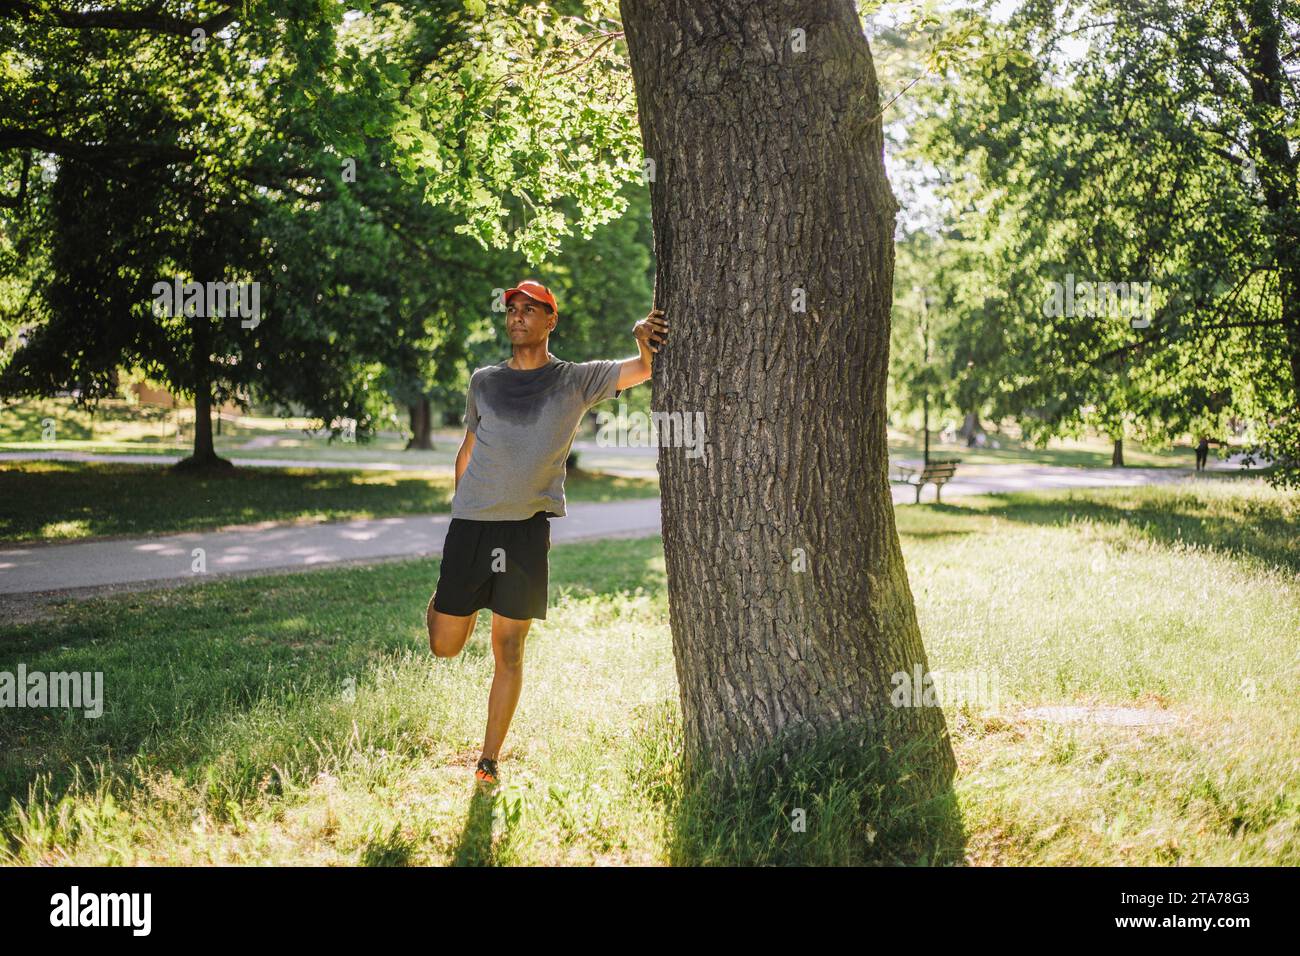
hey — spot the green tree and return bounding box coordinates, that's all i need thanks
[904,0,1299,478]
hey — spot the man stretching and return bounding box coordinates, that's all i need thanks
[426,279,668,786]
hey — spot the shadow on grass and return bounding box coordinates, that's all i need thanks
[895,527,981,542]
[0,401,97,442]
[360,823,418,866]
[932,487,1300,574]
[627,702,967,866]
[451,787,500,866]
[0,531,970,868]
[0,460,454,543]
[0,537,668,859]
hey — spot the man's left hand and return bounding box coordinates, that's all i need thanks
[633,309,669,353]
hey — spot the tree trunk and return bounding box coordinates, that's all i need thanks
[174,190,231,472]
[1240,0,1300,410]
[193,384,215,459]
[175,304,230,470]
[922,392,930,465]
[622,0,955,791]
[175,377,230,470]
[406,398,435,450]
[1111,436,1124,467]
[959,410,985,446]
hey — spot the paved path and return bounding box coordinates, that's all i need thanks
[0,498,664,596]
[891,461,1228,502]
[0,457,1245,597]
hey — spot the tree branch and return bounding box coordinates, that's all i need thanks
[0,127,194,166]
[1085,265,1276,370]
[0,0,237,37]
[0,150,31,209]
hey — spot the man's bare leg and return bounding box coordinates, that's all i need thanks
[427,596,478,658]
[480,612,532,762]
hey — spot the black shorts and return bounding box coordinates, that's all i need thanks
[432,511,552,621]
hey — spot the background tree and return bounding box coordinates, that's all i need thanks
[0,1,442,465]
[1,1,654,461]
[901,0,1300,480]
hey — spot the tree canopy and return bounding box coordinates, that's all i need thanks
[892,0,1300,482]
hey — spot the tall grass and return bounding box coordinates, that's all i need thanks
[0,481,1295,865]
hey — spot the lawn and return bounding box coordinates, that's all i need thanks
[0,461,659,543]
[0,396,470,467]
[0,396,335,451]
[0,481,1295,865]
[886,429,1227,469]
[6,397,1230,471]
[0,396,606,466]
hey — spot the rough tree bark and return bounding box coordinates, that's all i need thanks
[193,380,215,457]
[621,0,955,790]
[1111,436,1124,468]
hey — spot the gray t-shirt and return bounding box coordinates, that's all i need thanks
[450,356,623,521]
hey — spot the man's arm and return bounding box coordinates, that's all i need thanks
[454,429,476,491]
[616,309,669,391]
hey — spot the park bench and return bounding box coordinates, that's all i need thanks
[892,459,961,504]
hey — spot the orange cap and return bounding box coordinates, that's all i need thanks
[504,280,558,313]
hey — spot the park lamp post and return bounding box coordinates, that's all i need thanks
[915,285,932,467]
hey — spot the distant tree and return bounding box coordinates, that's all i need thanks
[0,1,652,463]
[0,2,456,465]
[906,0,1300,481]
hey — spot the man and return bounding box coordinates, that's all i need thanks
[1195,435,1211,471]
[426,279,668,786]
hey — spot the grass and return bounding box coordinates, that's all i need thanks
[6,397,1232,472]
[0,396,607,466]
[0,395,471,475]
[887,428,1230,469]
[0,396,402,447]
[0,437,461,467]
[0,396,375,458]
[0,481,1296,865]
[0,461,659,543]
[894,481,1300,865]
